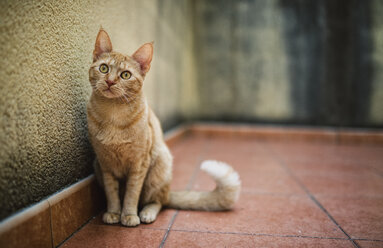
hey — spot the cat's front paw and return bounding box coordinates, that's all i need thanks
[121,214,140,227]
[139,209,157,224]
[103,212,120,224]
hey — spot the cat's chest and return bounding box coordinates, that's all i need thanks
[88,104,148,146]
[89,113,144,145]
[95,132,150,177]
[94,123,148,154]
[107,141,146,164]
[95,124,133,145]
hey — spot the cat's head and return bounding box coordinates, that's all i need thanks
[89,28,153,99]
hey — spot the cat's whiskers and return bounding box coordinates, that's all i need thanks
[124,91,140,104]
[92,85,101,94]
[112,86,138,105]
[120,92,134,104]
[117,96,125,105]
[121,94,131,104]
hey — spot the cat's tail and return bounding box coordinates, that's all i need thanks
[166,160,241,211]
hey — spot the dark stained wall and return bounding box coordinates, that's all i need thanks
[192,0,383,127]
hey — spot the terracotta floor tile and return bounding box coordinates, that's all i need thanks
[266,141,337,162]
[284,159,377,177]
[373,166,383,176]
[295,172,383,197]
[205,139,285,173]
[171,194,346,238]
[61,224,165,248]
[331,144,383,163]
[165,231,256,248]
[205,137,272,161]
[270,141,383,197]
[317,195,383,240]
[356,240,383,248]
[164,231,353,248]
[269,142,383,167]
[190,137,305,195]
[170,136,209,190]
[192,166,304,195]
[89,208,176,230]
[327,144,383,179]
[361,159,383,176]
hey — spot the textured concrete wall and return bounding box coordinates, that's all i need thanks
[193,0,383,127]
[0,0,196,220]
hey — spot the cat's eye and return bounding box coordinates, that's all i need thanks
[121,71,131,80]
[99,64,109,74]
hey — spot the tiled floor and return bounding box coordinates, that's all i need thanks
[61,134,383,248]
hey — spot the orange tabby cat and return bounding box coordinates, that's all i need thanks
[87,28,241,227]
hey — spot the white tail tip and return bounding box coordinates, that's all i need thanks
[200,160,241,187]
[201,160,231,178]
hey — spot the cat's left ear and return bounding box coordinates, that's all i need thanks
[93,28,113,61]
[132,42,153,75]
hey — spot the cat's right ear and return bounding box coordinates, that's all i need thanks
[93,28,113,61]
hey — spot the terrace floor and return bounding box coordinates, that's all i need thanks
[60,129,383,248]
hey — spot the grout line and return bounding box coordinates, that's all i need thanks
[371,166,383,178]
[353,238,383,242]
[159,211,179,248]
[48,202,54,248]
[139,226,169,231]
[264,143,361,248]
[171,228,352,241]
[159,138,210,248]
[96,224,168,231]
[57,216,98,247]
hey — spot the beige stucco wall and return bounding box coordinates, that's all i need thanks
[0,0,196,220]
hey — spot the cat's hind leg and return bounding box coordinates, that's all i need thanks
[139,150,171,224]
[139,202,161,223]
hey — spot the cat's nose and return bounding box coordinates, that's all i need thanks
[106,80,116,87]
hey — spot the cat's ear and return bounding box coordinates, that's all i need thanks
[132,42,153,75]
[93,28,113,61]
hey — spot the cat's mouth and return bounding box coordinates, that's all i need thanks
[101,88,121,98]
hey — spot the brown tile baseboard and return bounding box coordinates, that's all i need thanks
[188,123,383,145]
[0,175,104,248]
[0,123,381,248]
[0,200,51,248]
[48,176,105,247]
[164,124,190,147]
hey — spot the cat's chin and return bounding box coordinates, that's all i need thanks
[99,89,122,99]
